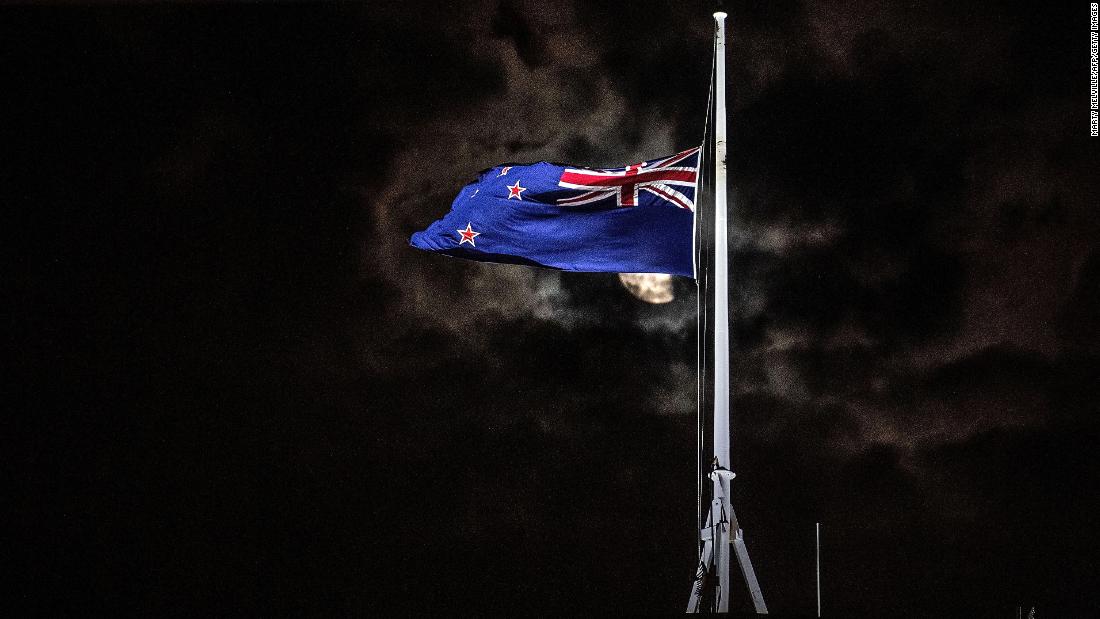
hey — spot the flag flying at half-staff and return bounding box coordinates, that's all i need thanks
[410,10,768,614]
[410,147,700,277]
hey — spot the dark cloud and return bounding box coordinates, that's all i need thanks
[492,0,547,68]
[1058,248,1100,352]
[7,1,1098,616]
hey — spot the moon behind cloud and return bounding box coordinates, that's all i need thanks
[618,273,675,304]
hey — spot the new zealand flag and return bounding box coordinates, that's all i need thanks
[410,147,699,277]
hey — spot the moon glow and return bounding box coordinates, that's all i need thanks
[618,273,675,304]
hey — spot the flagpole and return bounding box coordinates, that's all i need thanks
[695,9,768,613]
[711,9,733,612]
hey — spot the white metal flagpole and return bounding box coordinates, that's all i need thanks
[712,12,730,496]
[715,11,767,611]
[685,10,769,614]
[712,9,732,612]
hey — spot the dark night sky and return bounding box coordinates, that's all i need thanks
[6,1,1100,616]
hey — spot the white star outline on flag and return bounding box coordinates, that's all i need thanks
[456,222,480,247]
[506,180,526,200]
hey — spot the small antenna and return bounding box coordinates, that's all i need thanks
[816,522,821,617]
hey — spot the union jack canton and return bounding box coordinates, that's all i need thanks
[557,146,700,211]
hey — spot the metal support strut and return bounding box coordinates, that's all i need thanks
[686,464,767,613]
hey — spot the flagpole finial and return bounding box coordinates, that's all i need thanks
[713,11,727,20]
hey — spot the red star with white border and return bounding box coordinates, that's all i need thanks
[456,222,480,246]
[507,180,527,200]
